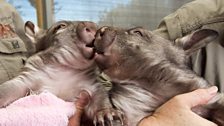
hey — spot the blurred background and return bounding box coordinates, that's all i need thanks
[7,0,192,30]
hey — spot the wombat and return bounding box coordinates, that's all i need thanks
[93,26,224,126]
[0,21,123,126]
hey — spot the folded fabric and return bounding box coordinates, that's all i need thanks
[0,92,75,126]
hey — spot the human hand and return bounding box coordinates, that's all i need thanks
[68,91,90,126]
[139,86,218,126]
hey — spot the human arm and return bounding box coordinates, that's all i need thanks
[153,0,224,40]
[152,0,224,92]
[138,86,218,126]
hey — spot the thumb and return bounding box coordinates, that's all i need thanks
[76,90,90,110]
[181,86,218,108]
[68,91,90,126]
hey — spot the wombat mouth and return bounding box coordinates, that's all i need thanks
[84,39,96,59]
[93,46,104,55]
[85,38,105,60]
[86,40,95,48]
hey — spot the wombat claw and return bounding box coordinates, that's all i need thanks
[93,108,124,126]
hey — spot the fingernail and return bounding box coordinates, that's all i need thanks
[79,91,89,98]
[207,86,218,95]
[77,91,90,107]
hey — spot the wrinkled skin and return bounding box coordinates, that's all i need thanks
[93,26,224,126]
[0,21,123,126]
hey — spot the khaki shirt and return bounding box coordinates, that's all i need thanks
[153,0,224,92]
[0,1,34,83]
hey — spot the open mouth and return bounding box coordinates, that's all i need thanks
[83,26,117,60]
[83,39,96,60]
[84,38,105,60]
[94,48,104,54]
[85,40,94,48]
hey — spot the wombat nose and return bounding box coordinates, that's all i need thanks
[77,21,97,45]
[83,22,97,34]
[94,26,116,53]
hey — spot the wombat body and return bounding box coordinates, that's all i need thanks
[93,26,224,126]
[0,21,122,126]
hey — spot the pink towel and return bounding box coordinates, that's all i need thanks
[0,92,76,126]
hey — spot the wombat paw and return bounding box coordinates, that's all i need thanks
[93,108,125,126]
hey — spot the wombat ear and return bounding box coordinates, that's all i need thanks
[175,29,218,55]
[24,21,40,43]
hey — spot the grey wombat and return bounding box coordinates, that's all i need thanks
[0,21,122,126]
[93,26,224,126]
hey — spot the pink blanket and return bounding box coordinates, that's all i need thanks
[0,92,76,126]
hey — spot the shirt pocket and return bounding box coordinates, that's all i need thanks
[0,36,28,84]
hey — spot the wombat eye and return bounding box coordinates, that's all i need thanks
[53,23,67,33]
[128,28,144,37]
[56,24,67,30]
[58,24,66,29]
[133,31,143,36]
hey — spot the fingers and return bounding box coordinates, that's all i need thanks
[75,90,90,110]
[68,91,90,126]
[174,86,218,108]
[139,86,219,126]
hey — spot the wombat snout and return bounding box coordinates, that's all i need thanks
[77,21,97,46]
[94,26,116,54]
